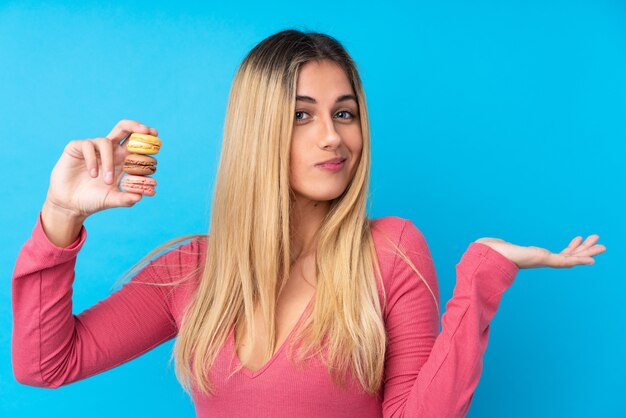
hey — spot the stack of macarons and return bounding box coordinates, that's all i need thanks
[121,133,162,196]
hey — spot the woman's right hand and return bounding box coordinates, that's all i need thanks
[44,120,159,220]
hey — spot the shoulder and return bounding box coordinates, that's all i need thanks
[139,234,208,285]
[369,216,430,265]
[368,216,438,312]
[156,234,207,264]
[369,215,406,236]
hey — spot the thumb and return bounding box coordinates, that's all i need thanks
[106,190,143,208]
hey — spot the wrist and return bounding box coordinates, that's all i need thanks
[41,199,87,248]
[42,199,87,223]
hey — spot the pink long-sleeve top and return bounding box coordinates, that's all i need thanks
[12,212,519,417]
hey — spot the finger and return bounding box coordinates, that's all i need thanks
[106,120,154,144]
[561,236,582,255]
[105,189,143,208]
[574,243,606,257]
[81,140,99,178]
[550,253,595,268]
[571,234,600,255]
[92,137,115,184]
[574,235,600,253]
[565,256,595,267]
[592,244,607,254]
[570,256,595,266]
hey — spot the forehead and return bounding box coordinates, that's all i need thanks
[296,60,353,94]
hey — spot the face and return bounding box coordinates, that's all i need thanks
[289,59,363,205]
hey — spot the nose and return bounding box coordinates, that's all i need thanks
[318,115,341,149]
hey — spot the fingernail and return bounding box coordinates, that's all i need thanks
[105,171,113,183]
[90,168,97,177]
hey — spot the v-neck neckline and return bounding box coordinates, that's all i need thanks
[230,293,315,379]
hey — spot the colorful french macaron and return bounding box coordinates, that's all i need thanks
[125,133,162,155]
[123,154,157,175]
[121,174,157,196]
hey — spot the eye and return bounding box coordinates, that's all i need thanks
[294,110,357,123]
[295,111,309,121]
[335,110,355,120]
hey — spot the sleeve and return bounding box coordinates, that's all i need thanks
[11,211,194,388]
[381,220,520,418]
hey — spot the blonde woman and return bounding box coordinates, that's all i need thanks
[11,30,605,417]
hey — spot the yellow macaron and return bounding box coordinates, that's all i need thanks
[126,133,162,155]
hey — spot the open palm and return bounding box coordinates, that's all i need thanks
[474,235,606,269]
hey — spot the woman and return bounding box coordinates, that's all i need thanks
[11,29,605,417]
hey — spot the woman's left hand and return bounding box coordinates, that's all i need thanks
[474,235,606,269]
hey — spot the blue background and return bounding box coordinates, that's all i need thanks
[1,1,624,417]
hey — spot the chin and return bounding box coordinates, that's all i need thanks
[314,194,342,202]
[294,186,348,202]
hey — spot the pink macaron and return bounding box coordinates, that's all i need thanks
[121,174,157,196]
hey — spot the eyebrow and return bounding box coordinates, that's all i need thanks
[295,94,358,104]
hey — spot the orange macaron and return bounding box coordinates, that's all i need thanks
[125,133,162,155]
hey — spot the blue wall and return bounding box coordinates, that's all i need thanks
[1,1,624,416]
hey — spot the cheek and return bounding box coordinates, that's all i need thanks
[288,144,305,182]
[349,143,363,177]
[289,145,299,167]
[350,137,363,162]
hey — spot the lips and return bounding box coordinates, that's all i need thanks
[316,157,346,166]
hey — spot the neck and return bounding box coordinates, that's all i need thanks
[290,196,331,262]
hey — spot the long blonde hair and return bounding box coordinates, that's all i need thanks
[113,29,439,398]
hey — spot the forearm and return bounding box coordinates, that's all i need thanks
[406,244,518,416]
[382,241,519,418]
